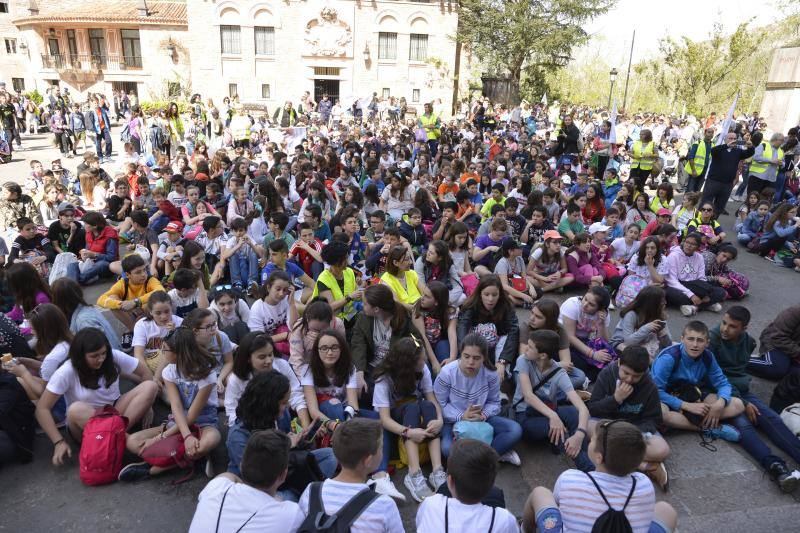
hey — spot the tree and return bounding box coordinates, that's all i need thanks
[655,22,768,116]
[457,0,616,100]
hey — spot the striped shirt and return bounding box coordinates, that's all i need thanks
[553,470,655,533]
[298,480,404,533]
[433,361,501,423]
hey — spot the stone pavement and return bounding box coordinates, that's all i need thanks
[2,133,800,532]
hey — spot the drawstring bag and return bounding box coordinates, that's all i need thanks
[453,420,494,445]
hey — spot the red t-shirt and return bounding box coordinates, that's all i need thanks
[289,238,323,277]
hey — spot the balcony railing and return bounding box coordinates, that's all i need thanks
[41,53,143,71]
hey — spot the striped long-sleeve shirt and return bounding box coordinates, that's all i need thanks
[433,361,501,423]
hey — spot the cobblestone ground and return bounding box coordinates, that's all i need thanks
[1,130,799,532]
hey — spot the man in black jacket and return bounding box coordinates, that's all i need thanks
[586,346,670,490]
[701,131,754,216]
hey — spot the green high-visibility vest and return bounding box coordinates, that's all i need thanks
[683,140,709,177]
[749,142,784,176]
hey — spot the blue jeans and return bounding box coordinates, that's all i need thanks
[229,251,258,286]
[441,415,523,457]
[276,448,338,502]
[67,259,111,285]
[773,172,787,203]
[730,392,800,469]
[516,406,594,471]
[433,339,451,362]
[94,127,112,158]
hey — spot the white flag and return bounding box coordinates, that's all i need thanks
[716,92,739,146]
[608,98,618,145]
[541,93,548,106]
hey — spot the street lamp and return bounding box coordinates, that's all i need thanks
[608,68,618,109]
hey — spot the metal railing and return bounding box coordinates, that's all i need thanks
[41,53,143,71]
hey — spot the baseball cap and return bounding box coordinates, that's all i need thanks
[497,165,506,172]
[562,175,572,185]
[57,202,76,214]
[501,239,520,252]
[657,208,672,217]
[588,222,611,234]
[164,221,183,233]
[398,160,412,169]
[542,230,562,241]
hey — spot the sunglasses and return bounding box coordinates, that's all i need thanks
[701,207,714,212]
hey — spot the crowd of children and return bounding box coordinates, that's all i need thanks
[2,96,800,533]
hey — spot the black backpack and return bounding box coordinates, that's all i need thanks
[297,482,378,533]
[0,372,35,463]
[584,472,636,533]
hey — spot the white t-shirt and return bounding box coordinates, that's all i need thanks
[610,237,641,262]
[39,341,71,382]
[299,364,358,402]
[224,358,306,426]
[46,350,139,407]
[558,296,611,340]
[162,362,219,408]
[189,476,304,533]
[372,365,433,409]
[298,479,404,533]
[247,298,289,335]
[132,315,184,359]
[210,299,251,328]
[416,494,519,533]
[553,470,655,533]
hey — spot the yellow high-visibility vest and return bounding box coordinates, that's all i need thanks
[631,140,656,170]
[683,140,709,177]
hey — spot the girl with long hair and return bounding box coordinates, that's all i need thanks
[247,270,297,358]
[380,244,426,310]
[412,281,458,371]
[615,236,668,308]
[4,262,51,334]
[611,286,672,361]
[374,337,446,501]
[414,239,464,307]
[559,286,613,382]
[564,233,605,290]
[582,183,606,223]
[380,172,414,221]
[50,277,120,348]
[757,203,798,256]
[288,298,345,376]
[527,230,574,292]
[120,327,221,482]
[224,332,309,428]
[35,328,156,468]
[444,221,473,276]
[625,192,655,231]
[685,201,726,251]
[184,307,235,397]
[456,274,519,382]
[132,290,180,381]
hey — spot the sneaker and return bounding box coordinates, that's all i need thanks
[205,458,214,478]
[608,301,616,310]
[118,461,151,482]
[704,424,741,442]
[429,468,447,491]
[680,305,697,317]
[768,462,800,493]
[643,461,669,492]
[499,450,522,466]
[522,300,534,310]
[708,303,722,312]
[370,475,406,502]
[404,470,434,502]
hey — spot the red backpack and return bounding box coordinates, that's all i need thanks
[79,406,128,486]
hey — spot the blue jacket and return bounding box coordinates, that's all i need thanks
[651,343,733,411]
[85,105,111,134]
[399,217,428,250]
[739,211,767,238]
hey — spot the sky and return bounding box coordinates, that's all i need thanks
[583,0,786,62]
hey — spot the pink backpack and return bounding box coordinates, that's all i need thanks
[79,406,128,486]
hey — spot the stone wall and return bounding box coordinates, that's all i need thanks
[760,46,800,133]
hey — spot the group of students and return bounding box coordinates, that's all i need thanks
[1,98,800,533]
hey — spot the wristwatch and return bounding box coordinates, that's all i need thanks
[345,295,352,303]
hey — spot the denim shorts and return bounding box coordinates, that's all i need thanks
[535,507,671,533]
[166,407,218,429]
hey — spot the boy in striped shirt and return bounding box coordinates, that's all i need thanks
[522,420,678,533]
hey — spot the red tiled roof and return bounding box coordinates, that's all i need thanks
[13,1,187,26]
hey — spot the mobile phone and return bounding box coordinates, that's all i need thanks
[304,418,325,444]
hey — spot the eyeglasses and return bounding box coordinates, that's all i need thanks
[599,419,623,461]
[318,345,341,353]
[196,322,218,332]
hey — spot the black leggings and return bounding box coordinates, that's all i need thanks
[665,279,726,307]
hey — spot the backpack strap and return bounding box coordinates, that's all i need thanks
[583,472,637,512]
[445,497,449,533]
[122,278,130,302]
[307,481,326,526]
[214,486,233,533]
[513,366,562,410]
[332,487,380,530]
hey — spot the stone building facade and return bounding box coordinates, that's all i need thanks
[187,0,460,114]
[0,0,35,93]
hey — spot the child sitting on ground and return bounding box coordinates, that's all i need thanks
[522,420,678,533]
[416,439,519,532]
[168,267,209,318]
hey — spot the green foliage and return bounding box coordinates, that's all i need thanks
[457,0,616,93]
[24,90,43,105]
[138,101,190,115]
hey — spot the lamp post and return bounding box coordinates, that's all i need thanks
[608,68,618,109]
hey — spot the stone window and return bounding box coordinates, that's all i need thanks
[412,89,420,103]
[261,84,270,99]
[12,78,24,92]
[0,1,8,14]
[229,83,238,98]
[4,38,15,54]
[254,26,275,56]
[382,88,390,98]
[220,25,241,55]
[409,34,428,61]
[378,32,397,60]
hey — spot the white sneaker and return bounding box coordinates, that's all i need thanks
[404,470,434,502]
[499,450,522,466]
[608,301,616,310]
[680,305,697,317]
[429,468,447,491]
[371,475,406,502]
[708,303,722,312]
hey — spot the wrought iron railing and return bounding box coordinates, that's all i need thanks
[41,53,143,71]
